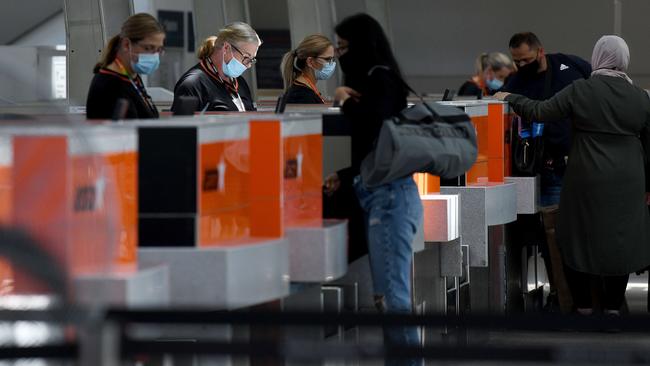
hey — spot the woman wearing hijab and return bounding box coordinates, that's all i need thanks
[326,13,422,365]
[496,35,650,317]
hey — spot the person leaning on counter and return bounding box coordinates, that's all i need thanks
[171,22,260,113]
[86,13,165,119]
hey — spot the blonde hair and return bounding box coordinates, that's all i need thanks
[474,52,515,75]
[197,22,261,60]
[93,13,164,73]
[280,34,333,91]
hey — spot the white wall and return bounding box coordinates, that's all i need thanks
[249,0,288,30]
[143,0,198,91]
[0,47,60,104]
[386,0,650,92]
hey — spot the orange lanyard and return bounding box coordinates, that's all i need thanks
[201,57,240,94]
[114,59,157,114]
[296,77,325,104]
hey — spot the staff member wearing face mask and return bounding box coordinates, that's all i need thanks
[171,22,260,113]
[280,35,336,104]
[458,52,514,97]
[86,13,165,119]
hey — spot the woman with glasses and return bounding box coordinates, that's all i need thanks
[171,22,260,113]
[280,34,336,104]
[86,13,165,119]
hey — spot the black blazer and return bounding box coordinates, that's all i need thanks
[284,82,324,104]
[171,63,255,113]
[86,69,159,119]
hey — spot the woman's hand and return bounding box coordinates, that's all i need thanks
[494,91,511,101]
[334,86,361,105]
[324,173,341,196]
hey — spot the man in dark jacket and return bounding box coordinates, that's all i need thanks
[503,32,591,312]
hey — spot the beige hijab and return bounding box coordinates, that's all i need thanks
[591,35,633,84]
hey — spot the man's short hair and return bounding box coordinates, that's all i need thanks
[509,32,543,50]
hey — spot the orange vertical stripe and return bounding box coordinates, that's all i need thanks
[249,120,283,238]
[487,103,505,183]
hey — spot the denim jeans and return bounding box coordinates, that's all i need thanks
[540,168,563,207]
[354,175,423,366]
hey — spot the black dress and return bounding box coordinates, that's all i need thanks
[284,81,324,104]
[86,68,159,119]
[171,62,255,113]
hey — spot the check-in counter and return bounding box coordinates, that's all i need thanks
[133,117,290,309]
[0,123,168,307]
[436,100,518,315]
[279,117,347,283]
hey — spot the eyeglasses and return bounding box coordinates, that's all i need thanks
[317,56,336,63]
[135,42,165,55]
[335,45,349,57]
[231,44,257,67]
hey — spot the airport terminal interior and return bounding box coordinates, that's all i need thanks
[1,0,650,365]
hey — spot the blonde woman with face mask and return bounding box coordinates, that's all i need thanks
[172,22,261,113]
[280,34,336,104]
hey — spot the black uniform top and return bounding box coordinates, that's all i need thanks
[86,68,159,120]
[171,61,255,113]
[458,80,483,97]
[284,81,325,104]
[503,53,591,159]
[337,66,408,186]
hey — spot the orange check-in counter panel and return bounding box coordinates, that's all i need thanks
[437,100,509,186]
[281,119,323,228]
[6,126,137,293]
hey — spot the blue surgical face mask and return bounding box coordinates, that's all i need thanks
[486,77,504,91]
[314,61,336,80]
[223,47,248,78]
[132,53,160,75]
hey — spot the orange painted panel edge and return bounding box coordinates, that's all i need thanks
[414,173,440,194]
[487,103,505,159]
[249,120,283,238]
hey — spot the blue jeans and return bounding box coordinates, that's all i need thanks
[540,169,563,207]
[354,175,423,366]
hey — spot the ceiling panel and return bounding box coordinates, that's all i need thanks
[0,0,63,44]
